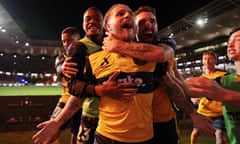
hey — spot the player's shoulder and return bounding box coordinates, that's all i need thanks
[89,49,105,58]
[216,69,229,76]
[67,42,88,56]
[72,41,87,50]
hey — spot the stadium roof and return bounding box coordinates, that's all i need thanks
[0,0,240,56]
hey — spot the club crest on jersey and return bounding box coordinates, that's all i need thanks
[133,58,147,66]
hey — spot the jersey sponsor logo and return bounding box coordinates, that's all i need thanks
[116,72,154,93]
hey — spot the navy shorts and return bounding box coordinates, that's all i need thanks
[71,108,83,136]
[153,118,179,144]
[77,115,98,144]
[194,116,226,131]
[94,132,154,144]
[212,116,226,130]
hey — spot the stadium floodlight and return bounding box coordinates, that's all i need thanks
[195,16,208,27]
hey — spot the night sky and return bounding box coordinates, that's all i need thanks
[1,0,212,40]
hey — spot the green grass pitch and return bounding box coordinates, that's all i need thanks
[0,85,62,96]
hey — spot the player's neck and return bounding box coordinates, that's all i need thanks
[204,68,216,75]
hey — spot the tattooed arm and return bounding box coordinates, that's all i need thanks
[159,72,215,136]
[160,72,195,115]
[186,77,240,106]
[103,34,173,63]
[32,96,84,144]
[54,95,83,124]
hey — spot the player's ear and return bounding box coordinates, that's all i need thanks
[105,24,112,32]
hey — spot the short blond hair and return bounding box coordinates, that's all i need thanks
[103,4,132,31]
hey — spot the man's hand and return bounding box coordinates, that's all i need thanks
[103,32,125,53]
[186,77,222,99]
[95,70,138,100]
[32,120,61,144]
[61,57,78,79]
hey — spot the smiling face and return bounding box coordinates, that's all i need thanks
[135,11,158,43]
[104,4,136,41]
[227,29,240,61]
[83,8,103,39]
[202,52,216,70]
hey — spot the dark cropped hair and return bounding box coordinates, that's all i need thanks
[61,27,80,35]
[134,6,156,17]
[83,7,103,18]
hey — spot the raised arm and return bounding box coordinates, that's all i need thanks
[158,72,215,136]
[32,95,84,144]
[186,77,240,106]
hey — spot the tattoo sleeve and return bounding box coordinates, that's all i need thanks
[123,42,149,57]
[122,42,164,61]
[57,96,84,124]
[160,73,195,115]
